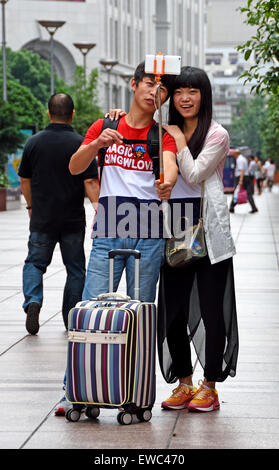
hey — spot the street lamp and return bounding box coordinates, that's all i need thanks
[38,20,66,95]
[73,42,96,83]
[99,59,118,110]
[1,0,8,102]
[120,73,133,111]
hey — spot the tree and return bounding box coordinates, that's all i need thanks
[0,101,25,184]
[237,0,279,96]
[228,95,266,155]
[260,95,279,160]
[1,47,70,105]
[0,79,45,184]
[69,66,104,137]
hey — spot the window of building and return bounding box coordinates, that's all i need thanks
[206,54,223,65]
[229,53,238,65]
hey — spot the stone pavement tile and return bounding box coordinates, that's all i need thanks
[24,406,176,450]
[168,412,279,449]
[233,253,278,270]
[235,242,276,254]
[234,270,279,291]
[0,389,62,433]
[169,431,279,449]
[0,432,31,450]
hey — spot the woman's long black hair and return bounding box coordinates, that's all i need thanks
[168,66,213,159]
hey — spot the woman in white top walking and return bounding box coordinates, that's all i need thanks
[156,66,239,412]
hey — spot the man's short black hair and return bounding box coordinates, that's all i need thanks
[48,93,74,121]
[133,61,175,98]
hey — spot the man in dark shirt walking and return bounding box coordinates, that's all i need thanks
[18,93,99,334]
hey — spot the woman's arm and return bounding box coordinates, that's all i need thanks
[177,127,229,185]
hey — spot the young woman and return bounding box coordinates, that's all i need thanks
[156,66,239,412]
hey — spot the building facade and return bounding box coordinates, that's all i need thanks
[3,0,205,112]
[205,0,258,126]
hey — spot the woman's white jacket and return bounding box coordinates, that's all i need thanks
[176,120,236,264]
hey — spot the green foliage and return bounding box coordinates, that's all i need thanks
[228,94,279,162]
[237,0,279,96]
[3,79,46,129]
[1,47,70,105]
[0,101,25,180]
[69,66,104,137]
[228,95,266,154]
[260,94,279,160]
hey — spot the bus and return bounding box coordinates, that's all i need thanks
[223,149,236,193]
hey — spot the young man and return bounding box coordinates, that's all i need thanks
[54,63,177,416]
[19,94,99,334]
[69,61,178,303]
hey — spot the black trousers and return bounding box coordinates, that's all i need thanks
[230,175,257,211]
[165,256,229,382]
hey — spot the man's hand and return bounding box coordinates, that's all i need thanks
[96,128,123,149]
[155,179,173,200]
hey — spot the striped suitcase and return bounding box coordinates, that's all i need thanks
[65,249,157,425]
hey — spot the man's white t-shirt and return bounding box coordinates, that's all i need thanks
[235,154,249,177]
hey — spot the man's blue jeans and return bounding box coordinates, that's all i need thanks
[23,231,85,328]
[82,237,166,302]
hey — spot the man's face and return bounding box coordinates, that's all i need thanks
[131,76,169,112]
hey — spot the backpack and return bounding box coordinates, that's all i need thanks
[99,117,166,183]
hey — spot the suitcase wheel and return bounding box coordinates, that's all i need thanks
[136,408,152,423]
[85,406,100,419]
[66,408,81,422]
[117,411,133,425]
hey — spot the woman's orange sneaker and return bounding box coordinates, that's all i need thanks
[161,384,197,410]
[188,381,220,412]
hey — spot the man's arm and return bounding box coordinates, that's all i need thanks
[20,177,32,216]
[69,128,123,175]
[84,178,100,205]
[239,169,245,186]
[155,151,178,200]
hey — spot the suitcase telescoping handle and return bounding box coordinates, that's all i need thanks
[108,249,141,301]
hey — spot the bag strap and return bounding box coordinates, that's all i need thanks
[99,117,119,184]
[199,181,205,220]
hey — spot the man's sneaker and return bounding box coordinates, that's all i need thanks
[26,302,40,335]
[188,381,220,412]
[54,396,73,416]
[161,383,197,410]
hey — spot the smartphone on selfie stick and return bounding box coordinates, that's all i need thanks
[145,53,181,183]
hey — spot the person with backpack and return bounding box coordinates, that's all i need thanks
[69,61,177,303]
[54,62,177,415]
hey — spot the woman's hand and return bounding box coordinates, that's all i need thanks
[105,108,127,121]
[163,125,187,152]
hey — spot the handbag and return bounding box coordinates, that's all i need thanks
[233,184,247,204]
[165,182,207,268]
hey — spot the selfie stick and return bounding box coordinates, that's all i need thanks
[152,53,174,239]
[153,53,165,184]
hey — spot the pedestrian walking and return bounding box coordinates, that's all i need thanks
[54,62,178,416]
[229,149,258,214]
[254,155,264,195]
[19,93,99,335]
[248,155,257,195]
[155,66,239,412]
[266,159,276,191]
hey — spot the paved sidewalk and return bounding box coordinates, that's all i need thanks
[0,187,279,451]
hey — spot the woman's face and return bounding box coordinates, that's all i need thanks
[173,87,201,120]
